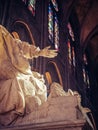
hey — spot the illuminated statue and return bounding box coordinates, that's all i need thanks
[0,25,93,130]
[0,25,57,126]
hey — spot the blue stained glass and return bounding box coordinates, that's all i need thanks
[48,1,59,49]
[54,13,59,50]
[48,3,54,43]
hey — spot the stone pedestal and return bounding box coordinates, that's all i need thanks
[0,96,86,130]
[1,119,85,130]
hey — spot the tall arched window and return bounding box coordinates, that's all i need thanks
[22,0,36,16]
[82,53,90,88]
[48,0,59,50]
[67,22,76,70]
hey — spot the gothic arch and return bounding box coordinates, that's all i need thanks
[82,26,98,52]
[80,1,98,47]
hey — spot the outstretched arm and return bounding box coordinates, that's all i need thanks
[0,25,58,59]
[38,46,58,58]
[19,41,58,59]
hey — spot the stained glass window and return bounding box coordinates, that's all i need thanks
[51,0,58,12]
[72,47,75,67]
[67,22,75,42]
[22,0,36,16]
[67,39,72,65]
[82,54,90,88]
[54,12,59,50]
[48,2,54,44]
[67,22,76,68]
[48,0,59,50]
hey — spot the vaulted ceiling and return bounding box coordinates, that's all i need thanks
[75,0,98,45]
[76,1,98,126]
[75,0,98,74]
[57,0,98,73]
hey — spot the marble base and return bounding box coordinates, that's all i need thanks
[0,119,86,130]
[0,96,86,130]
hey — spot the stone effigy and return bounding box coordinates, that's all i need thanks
[0,25,94,130]
[13,82,78,125]
[0,25,57,126]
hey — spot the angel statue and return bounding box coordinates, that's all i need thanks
[0,25,57,126]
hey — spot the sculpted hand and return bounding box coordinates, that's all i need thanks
[39,46,58,58]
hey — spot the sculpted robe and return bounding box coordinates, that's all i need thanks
[0,25,47,126]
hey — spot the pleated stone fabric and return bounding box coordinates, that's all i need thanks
[0,25,47,126]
